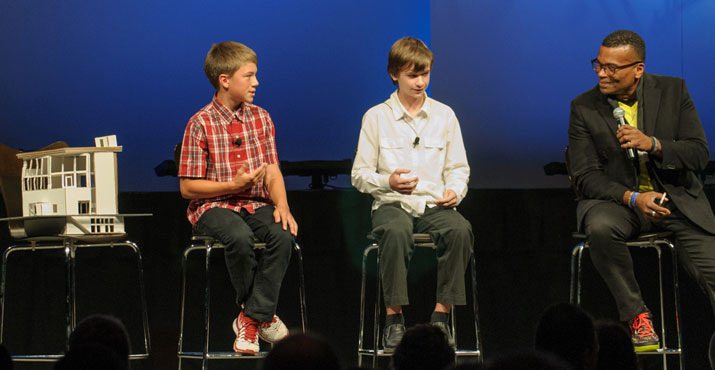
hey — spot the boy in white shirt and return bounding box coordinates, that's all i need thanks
[351,36,473,351]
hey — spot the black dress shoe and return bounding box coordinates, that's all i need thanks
[431,321,456,348]
[382,323,406,352]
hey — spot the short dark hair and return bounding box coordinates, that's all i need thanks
[534,303,597,370]
[261,333,340,370]
[602,30,646,61]
[68,314,130,370]
[594,320,637,370]
[484,350,571,370]
[392,324,455,370]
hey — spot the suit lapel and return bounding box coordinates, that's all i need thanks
[595,95,618,136]
[642,75,661,135]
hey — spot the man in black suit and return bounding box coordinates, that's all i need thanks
[568,30,715,355]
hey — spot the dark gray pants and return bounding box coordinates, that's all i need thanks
[372,203,474,307]
[195,206,292,322]
[584,202,715,321]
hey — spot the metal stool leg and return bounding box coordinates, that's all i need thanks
[358,244,378,367]
[202,240,215,370]
[0,246,11,341]
[65,241,77,344]
[570,243,586,305]
[654,245,668,368]
[665,241,683,370]
[293,241,308,332]
[177,246,200,370]
[373,246,382,368]
[117,241,152,358]
[469,248,483,359]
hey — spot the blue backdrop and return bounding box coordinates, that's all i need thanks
[1,0,713,191]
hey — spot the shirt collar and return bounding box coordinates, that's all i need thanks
[387,91,430,121]
[211,95,247,124]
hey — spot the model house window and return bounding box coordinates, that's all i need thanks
[29,202,53,216]
[90,217,115,233]
[78,201,90,214]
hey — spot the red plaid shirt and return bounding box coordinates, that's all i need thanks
[179,96,279,225]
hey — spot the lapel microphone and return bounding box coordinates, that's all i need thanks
[233,137,242,147]
[413,137,420,147]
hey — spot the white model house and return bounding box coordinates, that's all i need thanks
[17,135,125,235]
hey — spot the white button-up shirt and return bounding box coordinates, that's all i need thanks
[351,91,470,216]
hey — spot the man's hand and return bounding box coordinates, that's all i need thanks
[273,204,298,236]
[634,191,670,220]
[389,169,418,194]
[231,163,267,192]
[434,189,458,208]
[617,125,654,152]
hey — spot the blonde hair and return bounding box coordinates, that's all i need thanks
[204,41,258,89]
[387,37,433,85]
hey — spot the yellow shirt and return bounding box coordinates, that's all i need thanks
[618,101,654,192]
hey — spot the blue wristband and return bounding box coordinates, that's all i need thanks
[630,192,639,208]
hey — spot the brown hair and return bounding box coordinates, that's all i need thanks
[387,37,433,85]
[204,41,258,89]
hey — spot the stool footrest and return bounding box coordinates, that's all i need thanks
[178,351,268,359]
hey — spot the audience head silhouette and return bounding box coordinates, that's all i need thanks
[0,344,13,370]
[484,350,571,370]
[594,320,637,370]
[534,303,598,370]
[55,314,131,370]
[261,333,340,370]
[392,324,455,370]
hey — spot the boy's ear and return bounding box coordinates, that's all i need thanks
[218,74,230,89]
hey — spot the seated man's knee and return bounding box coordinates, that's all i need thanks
[376,221,412,243]
[266,227,294,256]
[584,213,621,241]
[451,219,473,239]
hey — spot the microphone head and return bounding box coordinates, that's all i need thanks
[613,107,625,119]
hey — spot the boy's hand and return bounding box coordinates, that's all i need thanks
[273,204,298,236]
[389,169,418,194]
[231,163,267,192]
[434,189,458,207]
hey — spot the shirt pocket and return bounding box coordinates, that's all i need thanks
[423,137,446,150]
[422,137,447,167]
[379,138,407,168]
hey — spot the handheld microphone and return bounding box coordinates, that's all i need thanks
[612,107,635,159]
[233,137,242,147]
[413,137,420,147]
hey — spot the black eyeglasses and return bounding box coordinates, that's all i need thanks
[591,58,642,74]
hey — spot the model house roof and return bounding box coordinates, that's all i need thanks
[16,146,122,159]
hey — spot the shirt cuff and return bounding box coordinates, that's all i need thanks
[376,173,391,190]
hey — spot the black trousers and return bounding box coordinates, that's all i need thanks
[583,201,715,321]
[195,206,293,322]
[371,203,474,307]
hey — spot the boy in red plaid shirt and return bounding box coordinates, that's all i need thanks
[178,41,297,354]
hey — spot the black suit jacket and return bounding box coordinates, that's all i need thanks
[568,73,715,234]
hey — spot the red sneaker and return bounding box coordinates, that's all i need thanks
[259,315,289,343]
[232,311,259,354]
[629,310,660,352]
